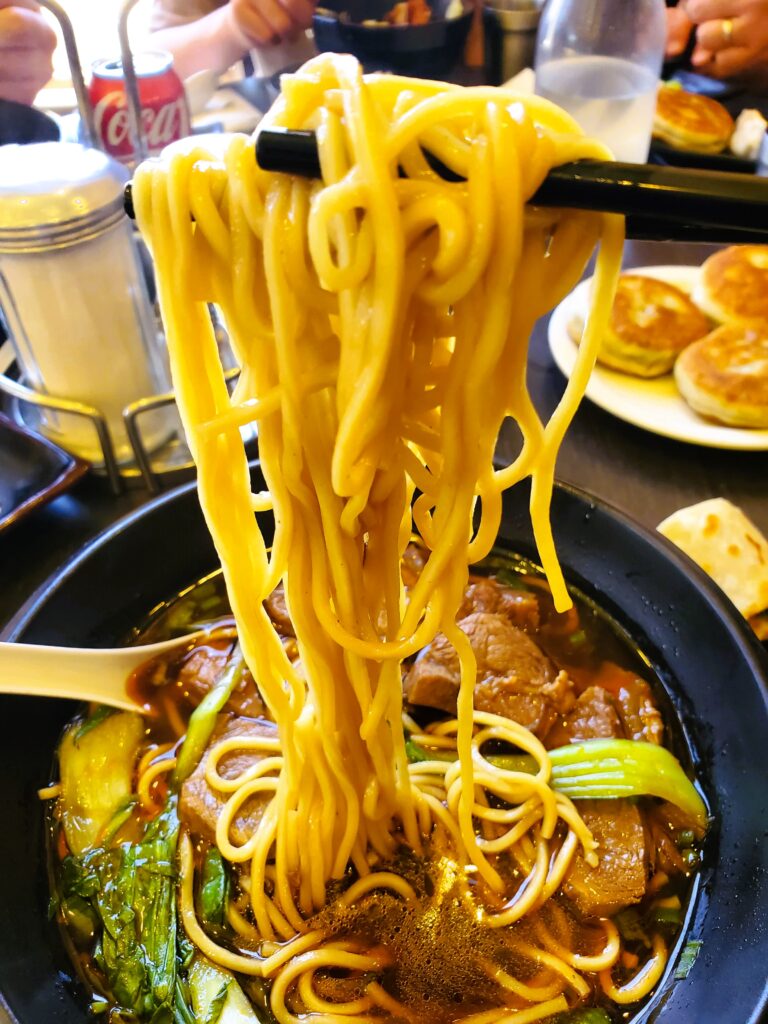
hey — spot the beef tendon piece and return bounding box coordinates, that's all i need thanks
[545,685,623,748]
[404,612,574,738]
[459,576,540,632]
[180,715,277,846]
[564,799,648,917]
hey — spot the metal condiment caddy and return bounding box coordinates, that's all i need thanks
[0,0,221,493]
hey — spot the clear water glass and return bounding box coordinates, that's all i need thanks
[534,0,666,162]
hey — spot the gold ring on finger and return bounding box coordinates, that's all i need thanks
[721,17,734,44]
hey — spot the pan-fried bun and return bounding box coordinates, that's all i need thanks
[658,498,768,620]
[674,322,768,428]
[568,274,710,377]
[653,83,733,154]
[693,245,768,326]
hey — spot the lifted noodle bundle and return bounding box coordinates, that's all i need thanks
[127,54,656,1023]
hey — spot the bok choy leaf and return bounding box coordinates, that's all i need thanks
[406,737,707,829]
[57,797,188,1021]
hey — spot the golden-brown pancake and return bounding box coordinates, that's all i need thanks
[674,322,768,428]
[693,245,768,326]
[658,498,768,621]
[653,83,734,154]
[568,273,711,377]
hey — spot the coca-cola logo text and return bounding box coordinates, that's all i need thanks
[93,90,189,157]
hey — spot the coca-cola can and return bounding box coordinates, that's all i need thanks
[90,51,191,166]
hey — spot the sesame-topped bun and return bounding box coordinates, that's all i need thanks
[674,322,768,428]
[693,245,768,326]
[568,273,711,378]
[653,83,734,154]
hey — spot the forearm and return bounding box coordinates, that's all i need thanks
[149,5,249,78]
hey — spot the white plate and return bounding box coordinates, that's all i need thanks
[548,264,768,451]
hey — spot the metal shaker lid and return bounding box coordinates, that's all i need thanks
[0,142,128,252]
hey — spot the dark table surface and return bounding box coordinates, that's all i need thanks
[2,237,766,634]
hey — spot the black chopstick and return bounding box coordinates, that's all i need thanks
[122,129,768,243]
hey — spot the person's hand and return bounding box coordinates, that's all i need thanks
[683,0,768,80]
[0,0,56,105]
[226,0,316,47]
[666,6,694,58]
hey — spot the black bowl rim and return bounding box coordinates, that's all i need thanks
[4,475,767,666]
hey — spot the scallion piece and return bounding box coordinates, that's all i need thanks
[174,645,244,782]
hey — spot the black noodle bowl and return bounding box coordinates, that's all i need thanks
[1,472,767,1024]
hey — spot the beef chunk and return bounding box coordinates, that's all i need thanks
[264,583,294,637]
[180,715,276,845]
[459,576,540,632]
[404,612,574,738]
[545,686,623,748]
[590,663,663,745]
[402,543,429,590]
[177,644,266,719]
[564,799,648,917]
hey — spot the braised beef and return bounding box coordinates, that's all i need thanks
[545,686,623,748]
[458,576,540,632]
[177,645,266,719]
[404,612,574,738]
[179,715,276,845]
[264,583,294,637]
[564,799,648,917]
[402,543,429,590]
[590,663,663,745]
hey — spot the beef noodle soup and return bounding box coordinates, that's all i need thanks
[42,55,708,1024]
[44,549,706,1024]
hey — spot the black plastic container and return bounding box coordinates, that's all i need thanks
[312,0,472,77]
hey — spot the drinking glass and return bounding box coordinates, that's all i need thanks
[534,0,666,162]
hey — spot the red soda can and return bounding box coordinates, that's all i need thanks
[89,52,191,165]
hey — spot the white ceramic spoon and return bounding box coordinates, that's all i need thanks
[0,634,202,712]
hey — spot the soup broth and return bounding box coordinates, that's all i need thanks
[47,549,705,1024]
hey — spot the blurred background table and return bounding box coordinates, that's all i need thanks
[2,238,766,634]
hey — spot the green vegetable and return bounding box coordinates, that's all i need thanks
[405,739,455,764]
[174,646,244,782]
[649,904,683,928]
[674,939,703,980]
[554,1009,611,1024]
[99,799,138,846]
[548,740,709,830]
[60,894,98,946]
[406,737,708,829]
[199,847,229,927]
[74,706,118,742]
[188,956,262,1023]
[613,908,650,947]
[57,798,183,1020]
[487,753,539,774]
[59,711,144,854]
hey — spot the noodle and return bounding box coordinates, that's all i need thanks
[133,54,627,1021]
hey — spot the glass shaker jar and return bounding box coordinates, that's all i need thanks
[0,142,173,465]
[534,0,666,162]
